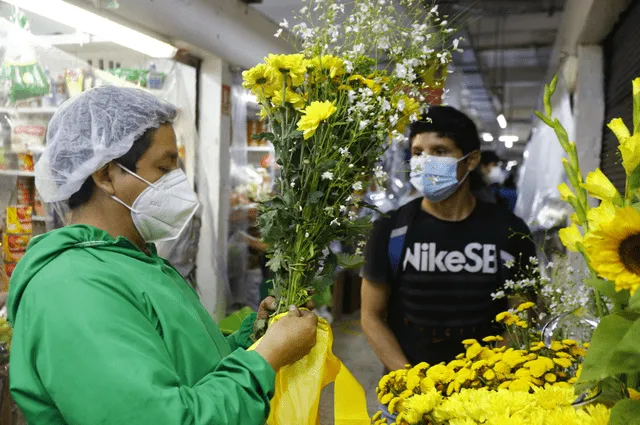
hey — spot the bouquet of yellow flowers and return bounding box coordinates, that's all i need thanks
[243,0,459,319]
[536,76,640,423]
[373,304,600,425]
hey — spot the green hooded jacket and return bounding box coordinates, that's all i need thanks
[7,225,275,425]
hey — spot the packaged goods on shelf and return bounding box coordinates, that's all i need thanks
[6,206,33,234]
[17,153,34,171]
[15,177,34,206]
[3,262,16,281]
[3,234,30,252]
[2,61,50,104]
[33,190,45,217]
[10,119,47,153]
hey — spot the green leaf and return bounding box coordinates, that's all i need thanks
[251,132,276,142]
[586,278,630,307]
[549,74,558,95]
[628,166,640,196]
[579,312,638,383]
[308,191,325,204]
[337,252,364,269]
[553,119,571,152]
[609,317,640,376]
[630,288,640,313]
[609,399,640,425]
[534,110,554,128]
[544,84,552,117]
[311,274,333,307]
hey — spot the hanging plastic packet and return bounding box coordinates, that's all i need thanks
[2,7,51,104]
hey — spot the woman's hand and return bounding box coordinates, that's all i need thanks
[257,296,277,321]
[254,306,318,371]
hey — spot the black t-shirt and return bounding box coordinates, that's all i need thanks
[362,198,536,364]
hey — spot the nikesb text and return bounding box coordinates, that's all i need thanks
[403,242,498,273]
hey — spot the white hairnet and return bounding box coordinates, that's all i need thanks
[35,86,178,202]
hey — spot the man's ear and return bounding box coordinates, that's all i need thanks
[91,163,118,196]
[466,150,481,172]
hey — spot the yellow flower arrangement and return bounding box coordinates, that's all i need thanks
[536,76,640,424]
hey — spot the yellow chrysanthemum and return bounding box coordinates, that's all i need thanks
[271,88,306,110]
[583,206,640,294]
[296,101,337,140]
[553,357,573,368]
[557,183,576,202]
[495,311,510,323]
[509,379,532,392]
[466,343,484,360]
[524,357,555,377]
[307,55,345,79]
[608,117,640,175]
[401,389,441,422]
[559,223,583,252]
[388,396,404,414]
[242,64,272,90]
[426,364,455,384]
[264,53,307,86]
[581,168,621,202]
[549,341,565,351]
[517,302,535,312]
[629,388,640,400]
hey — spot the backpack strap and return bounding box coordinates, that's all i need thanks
[388,198,422,281]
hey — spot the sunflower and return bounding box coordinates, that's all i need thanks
[583,206,640,294]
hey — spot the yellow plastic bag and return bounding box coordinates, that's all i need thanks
[249,314,370,425]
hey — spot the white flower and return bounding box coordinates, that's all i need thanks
[274,29,283,38]
[353,44,365,54]
[305,232,310,238]
[529,256,539,266]
[504,260,514,269]
[491,290,505,300]
[344,60,354,73]
[546,262,555,269]
[300,6,308,13]
[322,171,334,180]
[348,211,358,220]
[339,205,347,213]
[339,147,350,157]
[374,165,387,179]
[440,20,448,27]
[377,36,390,50]
[355,247,363,256]
[394,63,407,79]
[430,5,438,14]
[359,120,370,131]
[290,181,296,188]
[279,18,289,28]
[346,196,352,202]
[397,99,406,113]
[330,218,340,226]
[352,181,363,191]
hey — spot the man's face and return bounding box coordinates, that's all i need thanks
[410,132,479,181]
[112,123,180,209]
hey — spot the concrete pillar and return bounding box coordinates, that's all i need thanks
[196,56,232,320]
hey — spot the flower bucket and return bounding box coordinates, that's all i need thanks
[379,404,397,424]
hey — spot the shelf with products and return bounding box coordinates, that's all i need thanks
[0,106,58,115]
[0,170,35,177]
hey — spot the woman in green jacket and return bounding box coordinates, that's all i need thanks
[7,86,317,425]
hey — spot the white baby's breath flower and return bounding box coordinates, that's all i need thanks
[348,211,358,221]
[339,147,350,157]
[359,120,370,130]
[355,247,363,256]
[330,218,340,226]
[394,63,407,79]
[322,171,334,181]
[440,20,448,27]
[374,165,387,179]
[377,36,390,50]
[352,181,363,191]
[353,44,365,54]
[491,290,505,300]
[299,6,308,13]
[344,60,354,73]
[290,181,296,188]
[504,260,514,269]
[397,98,406,112]
[430,5,438,14]
[274,29,283,38]
[279,18,289,28]
[339,205,347,213]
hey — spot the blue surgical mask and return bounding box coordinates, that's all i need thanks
[410,153,471,202]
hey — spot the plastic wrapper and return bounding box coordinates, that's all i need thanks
[10,118,47,153]
[15,177,33,206]
[515,77,574,231]
[249,314,370,425]
[3,233,30,252]
[5,206,32,234]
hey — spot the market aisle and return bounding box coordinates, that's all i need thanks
[319,313,383,425]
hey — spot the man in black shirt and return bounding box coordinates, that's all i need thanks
[361,106,536,371]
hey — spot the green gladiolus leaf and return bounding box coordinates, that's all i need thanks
[609,399,640,425]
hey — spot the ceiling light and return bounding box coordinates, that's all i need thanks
[497,114,507,129]
[505,140,514,149]
[499,135,519,143]
[482,132,494,142]
[3,0,178,58]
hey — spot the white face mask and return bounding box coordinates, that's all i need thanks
[487,166,508,185]
[111,164,200,243]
